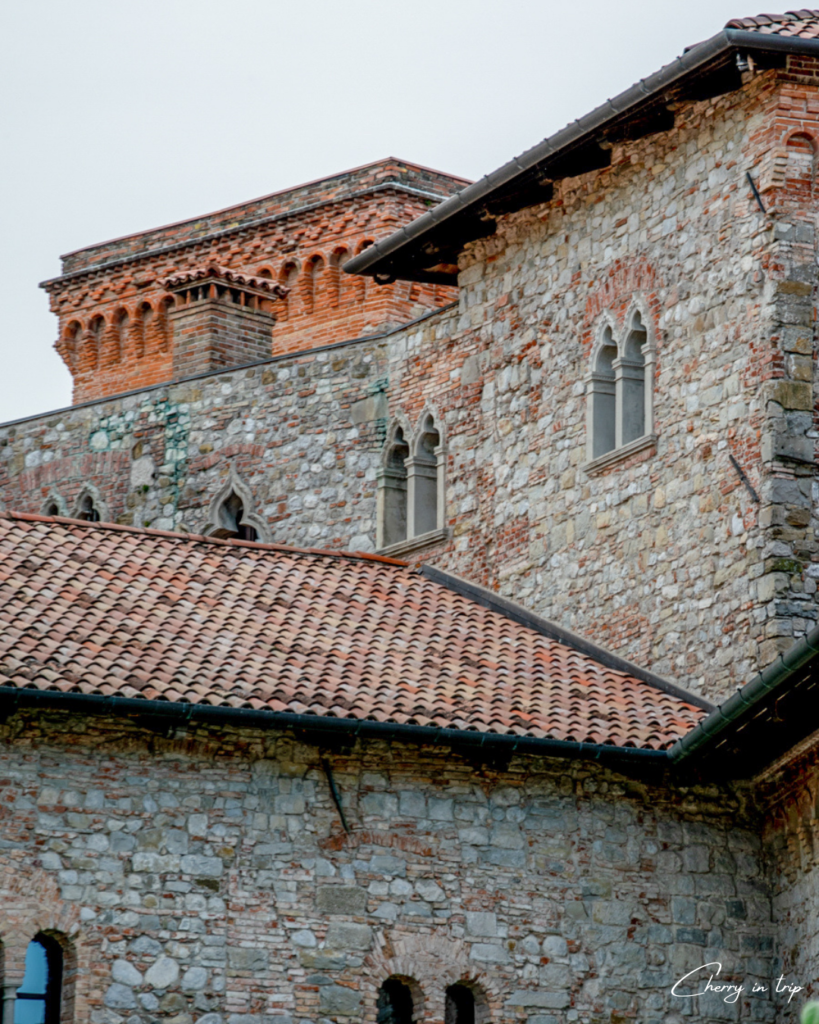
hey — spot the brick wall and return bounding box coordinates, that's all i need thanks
[0,710,781,1024]
[44,160,464,404]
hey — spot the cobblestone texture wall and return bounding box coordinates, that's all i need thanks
[5,62,819,704]
[761,743,819,1022]
[0,711,783,1024]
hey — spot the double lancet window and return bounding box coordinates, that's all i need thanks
[586,308,655,468]
[377,412,446,552]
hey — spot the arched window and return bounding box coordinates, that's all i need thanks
[211,491,258,541]
[588,326,617,459]
[408,414,441,538]
[586,311,654,467]
[377,978,414,1024]
[445,984,475,1024]
[77,494,101,522]
[377,428,409,548]
[328,248,349,308]
[618,310,647,446]
[14,935,62,1024]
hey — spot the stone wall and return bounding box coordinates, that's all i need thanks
[0,710,781,1024]
[761,742,819,1021]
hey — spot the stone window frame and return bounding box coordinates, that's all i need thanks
[42,492,68,518]
[376,409,449,557]
[71,484,107,523]
[584,301,657,475]
[202,466,270,543]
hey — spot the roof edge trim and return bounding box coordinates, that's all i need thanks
[0,687,672,763]
[345,28,819,280]
[420,564,714,712]
[669,621,819,763]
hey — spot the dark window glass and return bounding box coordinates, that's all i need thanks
[445,984,475,1024]
[15,936,62,1024]
[377,978,413,1024]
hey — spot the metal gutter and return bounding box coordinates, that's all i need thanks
[420,564,714,712]
[0,686,671,766]
[345,28,819,279]
[668,622,819,763]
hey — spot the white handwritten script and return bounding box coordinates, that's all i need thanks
[671,962,803,1005]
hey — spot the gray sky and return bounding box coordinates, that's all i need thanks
[1,0,750,423]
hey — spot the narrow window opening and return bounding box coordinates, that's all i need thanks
[445,985,475,1024]
[591,328,617,458]
[14,935,62,1024]
[45,502,59,517]
[377,978,414,1024]
[212,491,257,541]
[411,415,440,537]
[78,494,101,522]
[380,429,409,547]
[620,312,647,445]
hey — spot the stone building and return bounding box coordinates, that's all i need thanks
[2,10,819,1024]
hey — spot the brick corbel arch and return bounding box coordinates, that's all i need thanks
[362,930,504,1024]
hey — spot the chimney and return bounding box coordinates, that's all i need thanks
[163,265,288,378]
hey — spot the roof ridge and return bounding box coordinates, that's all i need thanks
[1,511,410,568]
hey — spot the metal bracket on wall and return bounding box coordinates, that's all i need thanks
[729,453,760,503]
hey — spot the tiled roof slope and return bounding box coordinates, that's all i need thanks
[725,10,819,36]
[0,514,706,750]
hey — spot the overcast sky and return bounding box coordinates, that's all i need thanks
[1,0,751,423]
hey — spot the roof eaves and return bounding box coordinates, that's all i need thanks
[0,685,672,767]
[345,27,819,282]
[668,622,819,764]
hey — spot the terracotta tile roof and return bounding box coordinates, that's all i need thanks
[0,513,706,751]
[725,10,819,37]
[163,263,288,298]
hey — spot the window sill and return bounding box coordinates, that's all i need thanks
[378,527,450,559]
[583,434,657,476]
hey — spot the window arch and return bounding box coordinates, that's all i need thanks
[72,485,106,523]
[203,469,270,542]
[14,934,62,1024]
[585,308,654,466]
[445,984,475,1024]
[377,426,409,549]
[42,493,66,517]
[377,978,415,1024]
[588,325,617,460]
[377,413,447,552]
[619,309,647,446]
[408,413,442,538]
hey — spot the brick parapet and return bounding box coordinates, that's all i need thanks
[45,161,463,404]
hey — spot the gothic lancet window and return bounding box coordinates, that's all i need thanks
[378,428,409,548]
[377,414,446,552]
[211,491,258,541]
[77,494,101,522]
[376,979,414,1024]
[14,935,62,1024]
[586,309,654,467]
[588,326,617,459]
[408,414,440,538]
